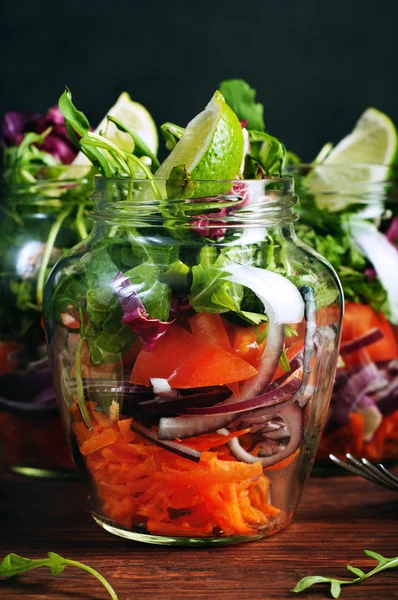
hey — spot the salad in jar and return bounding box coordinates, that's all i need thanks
[0,93,157,475]
[43,86,342,544]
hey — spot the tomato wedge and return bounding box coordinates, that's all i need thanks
[189,313,231,351]
[230,323,267,368]
[342,302,398,366]
[130,323,258,388]
[189,314,239,395]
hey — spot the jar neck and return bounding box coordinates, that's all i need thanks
[1,174,90,206]
[90,176,299,230]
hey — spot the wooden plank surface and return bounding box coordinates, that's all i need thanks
[0,471,397,599]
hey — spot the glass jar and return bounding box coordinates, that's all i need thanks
[44,176,342,545]
[290,164,398,464]
[0,166,92,476]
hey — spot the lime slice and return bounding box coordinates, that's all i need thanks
[307,108,398,211]
[72,92,158,167]
[155,91,244,196]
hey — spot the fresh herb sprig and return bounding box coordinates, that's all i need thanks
[0,552,119,599]
[292,550,398,598]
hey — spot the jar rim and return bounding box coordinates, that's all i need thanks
[93,174,294,185]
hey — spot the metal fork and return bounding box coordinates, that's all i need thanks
[329,453,398,492]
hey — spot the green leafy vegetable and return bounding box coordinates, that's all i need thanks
[161,122,185,150]
[246,130,286,178]
[189,251,243,315]
[163,260,190,291]
[219,79,265,131]
[292,549,398,598]
[0,552,119,599]
[107,115,160,170]
[295,197,388,314]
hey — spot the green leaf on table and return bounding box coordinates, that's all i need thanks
[0,552,119,599]
[292,549,398,598]
[219,79,265,131]
[345,564,365,577]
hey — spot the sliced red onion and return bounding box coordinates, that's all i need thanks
[344,362,384,408]
[223,403,302,467]
[374,375,398,416]
[130,422,201,462]
[135,388,229,416]
[158,413,236,440]
[340,328,384,356]
[182,377,301,416]
[274,350,304,385]
[157,308,285,439]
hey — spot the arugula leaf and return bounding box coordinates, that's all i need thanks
[189,251,244,314]
[246,130,286,177]
[58,89,114,177]
[219,79,265,130]
[163,260,190,291]
[123,262,171,321]
[160,122,185,150]
[0,552,119,599]
[292,549,398,598]
[86,309,134,365]
[85,246,120,290]
[106,115,160,169]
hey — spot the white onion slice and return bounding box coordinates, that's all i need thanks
[150,378,177,398]
[222,263,304,324]
[350,218,398,324]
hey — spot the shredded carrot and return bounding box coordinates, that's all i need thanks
[180,428,250,451]
[265,448,300,471]
[72,412,281,538]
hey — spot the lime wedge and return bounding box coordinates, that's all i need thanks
[155,91,244,195]
[307,108,398,211]
[72,92,158,167]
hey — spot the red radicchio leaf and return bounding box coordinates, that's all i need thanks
[0,105,78,164]
[112,273,173,351]
[35,105,78,164]
[386,217,398,246]
[0,111,41,146]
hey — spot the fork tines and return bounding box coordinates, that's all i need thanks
[329,453,398,492]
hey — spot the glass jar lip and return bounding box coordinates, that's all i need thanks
[286,162,397,169]
[94,174,294,185]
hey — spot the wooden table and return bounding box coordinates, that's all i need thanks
[0,470,397,599]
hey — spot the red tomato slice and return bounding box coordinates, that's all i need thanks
[189,314,239,395]
[230,323,267,368]
[342,302,398,366]
[189,313,231,352]
[130,323,258,388]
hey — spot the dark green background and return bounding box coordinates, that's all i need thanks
[1,0,396,160]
